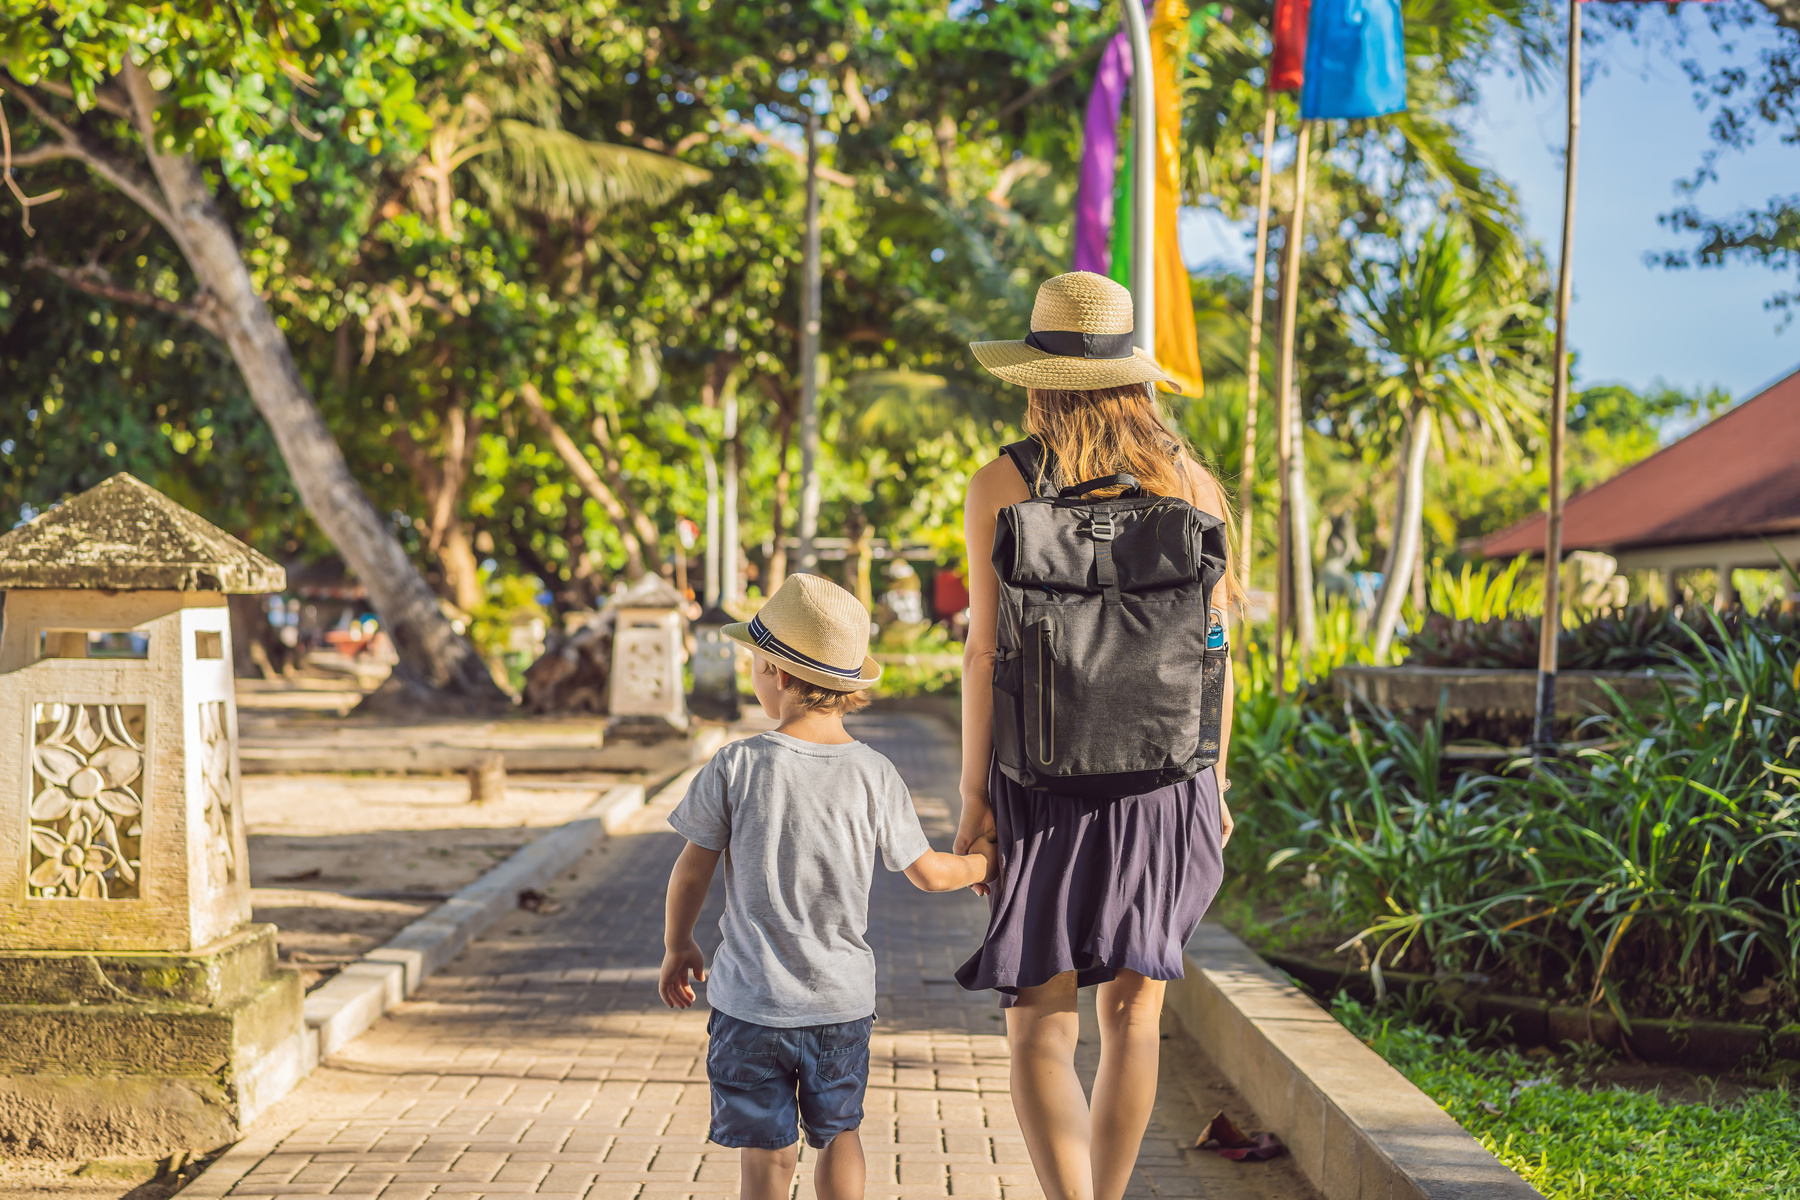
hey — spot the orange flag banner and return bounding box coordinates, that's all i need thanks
[1151,0,1203,396]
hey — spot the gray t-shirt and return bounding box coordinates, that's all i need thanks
[669,731,932,1027]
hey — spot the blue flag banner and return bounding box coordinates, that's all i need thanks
[1299,0,1406,120]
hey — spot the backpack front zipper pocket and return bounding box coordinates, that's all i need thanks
[1034,619,1055,766]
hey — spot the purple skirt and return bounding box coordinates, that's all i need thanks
[954,757,1225,1006]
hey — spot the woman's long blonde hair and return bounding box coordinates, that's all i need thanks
[1025,383,1246,613]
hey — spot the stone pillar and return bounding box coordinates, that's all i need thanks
[0,474,308,1158]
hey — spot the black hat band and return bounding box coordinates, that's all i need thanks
[1023,329,1136,360]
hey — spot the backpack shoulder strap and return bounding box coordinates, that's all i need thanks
[1000,436,1062,500]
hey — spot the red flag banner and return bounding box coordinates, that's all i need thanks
[1270,0,1310,91]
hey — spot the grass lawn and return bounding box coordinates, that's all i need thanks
[1333,996,1800,1199]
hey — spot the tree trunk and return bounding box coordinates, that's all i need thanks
[117,64,505,706]
[587,409,662,573]
[388,395,485,614]
[1370,422,1412,620]
[438,521,485,614]
[516,383,647,579]
[769,410,795,589]
[1370,405,1432,662]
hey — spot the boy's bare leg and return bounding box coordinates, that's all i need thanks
[739,1144,798,1200]
[814,1128,866,1200]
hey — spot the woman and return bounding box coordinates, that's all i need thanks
[951,272,1237,1200]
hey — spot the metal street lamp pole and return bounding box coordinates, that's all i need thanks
[1536,0,1581,752]
[796,105,824,575]
[722,372,740,604]
[1120,0,1155,353]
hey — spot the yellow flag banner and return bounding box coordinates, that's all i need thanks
[1150,0,1203,396]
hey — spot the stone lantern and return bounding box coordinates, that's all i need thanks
[0,474,308,1157]
[607,573,688,731]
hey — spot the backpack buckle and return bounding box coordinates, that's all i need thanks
[1086,515,1116,542]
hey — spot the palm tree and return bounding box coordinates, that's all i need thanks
[1349,222,1544,660]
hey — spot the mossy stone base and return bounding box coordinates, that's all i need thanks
[0,926,309,1158]
[0,924,279,1006]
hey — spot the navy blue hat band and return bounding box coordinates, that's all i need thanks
[748,614,865,680]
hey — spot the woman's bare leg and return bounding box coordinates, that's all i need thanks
[1004,971,1091,1200]
[1089,970,1166,1200]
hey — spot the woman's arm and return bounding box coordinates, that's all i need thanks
[957,457,1031,883]
[1182,458,1236,846]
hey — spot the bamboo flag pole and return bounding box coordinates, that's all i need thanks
[1272,118,1311,693]
[1535,0,1580,751]
[1238,101,1278,604]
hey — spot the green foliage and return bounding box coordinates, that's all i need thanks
[0,0,1615,644]
[1346,222,1544,462]
[1404,603,1799,671]
[0,0,501,207]
[871,622,961,699]
[1229,609,1800,1026]
[1427,555,1537,621]
[1334,994,1800,1200]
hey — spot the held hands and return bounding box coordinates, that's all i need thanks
[968,830,999,885]
[658,941,707,1009]
[954,789,998,896]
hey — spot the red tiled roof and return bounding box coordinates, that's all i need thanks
[1481,369,1800,558]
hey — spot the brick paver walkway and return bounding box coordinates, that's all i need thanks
[211,715,1314,1200]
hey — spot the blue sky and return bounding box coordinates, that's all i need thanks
[1181,5,1800,400]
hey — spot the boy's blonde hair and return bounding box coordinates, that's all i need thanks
[761,657,873,716]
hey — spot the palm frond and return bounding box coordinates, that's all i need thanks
[486,120,710,220]
[842,370,1011,447]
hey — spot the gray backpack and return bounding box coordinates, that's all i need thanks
[989,437,1229,799]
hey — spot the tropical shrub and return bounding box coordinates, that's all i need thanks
[1404,603,1799,671]
[1228,610,1800,1028]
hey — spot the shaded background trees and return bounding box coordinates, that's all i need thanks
[2,0,1763,680]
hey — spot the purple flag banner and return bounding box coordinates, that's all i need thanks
[1074,31,1132,275]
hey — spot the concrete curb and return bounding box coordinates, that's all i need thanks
[301,781,646,1057]
[1167,923,1545,1200]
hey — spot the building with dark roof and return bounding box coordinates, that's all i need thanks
[1479,368,1800,606]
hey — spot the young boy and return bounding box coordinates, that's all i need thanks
[659,573,996,1200]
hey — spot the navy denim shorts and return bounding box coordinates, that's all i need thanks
[705,1009,873,1150]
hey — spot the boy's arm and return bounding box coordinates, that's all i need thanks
[903,835,998,893]
[659,841,723,1009]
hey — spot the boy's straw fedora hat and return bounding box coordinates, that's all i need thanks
[722,572,882,692]
[970,271,1180,393]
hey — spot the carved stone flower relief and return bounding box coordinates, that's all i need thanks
[28,703,146,900]
[199,701,237,888]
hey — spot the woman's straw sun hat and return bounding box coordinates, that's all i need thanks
[722,572,882,692]
[970,271,1179,393]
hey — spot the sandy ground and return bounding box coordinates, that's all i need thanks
[0,776,665,1200]
[243,773,639,991]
